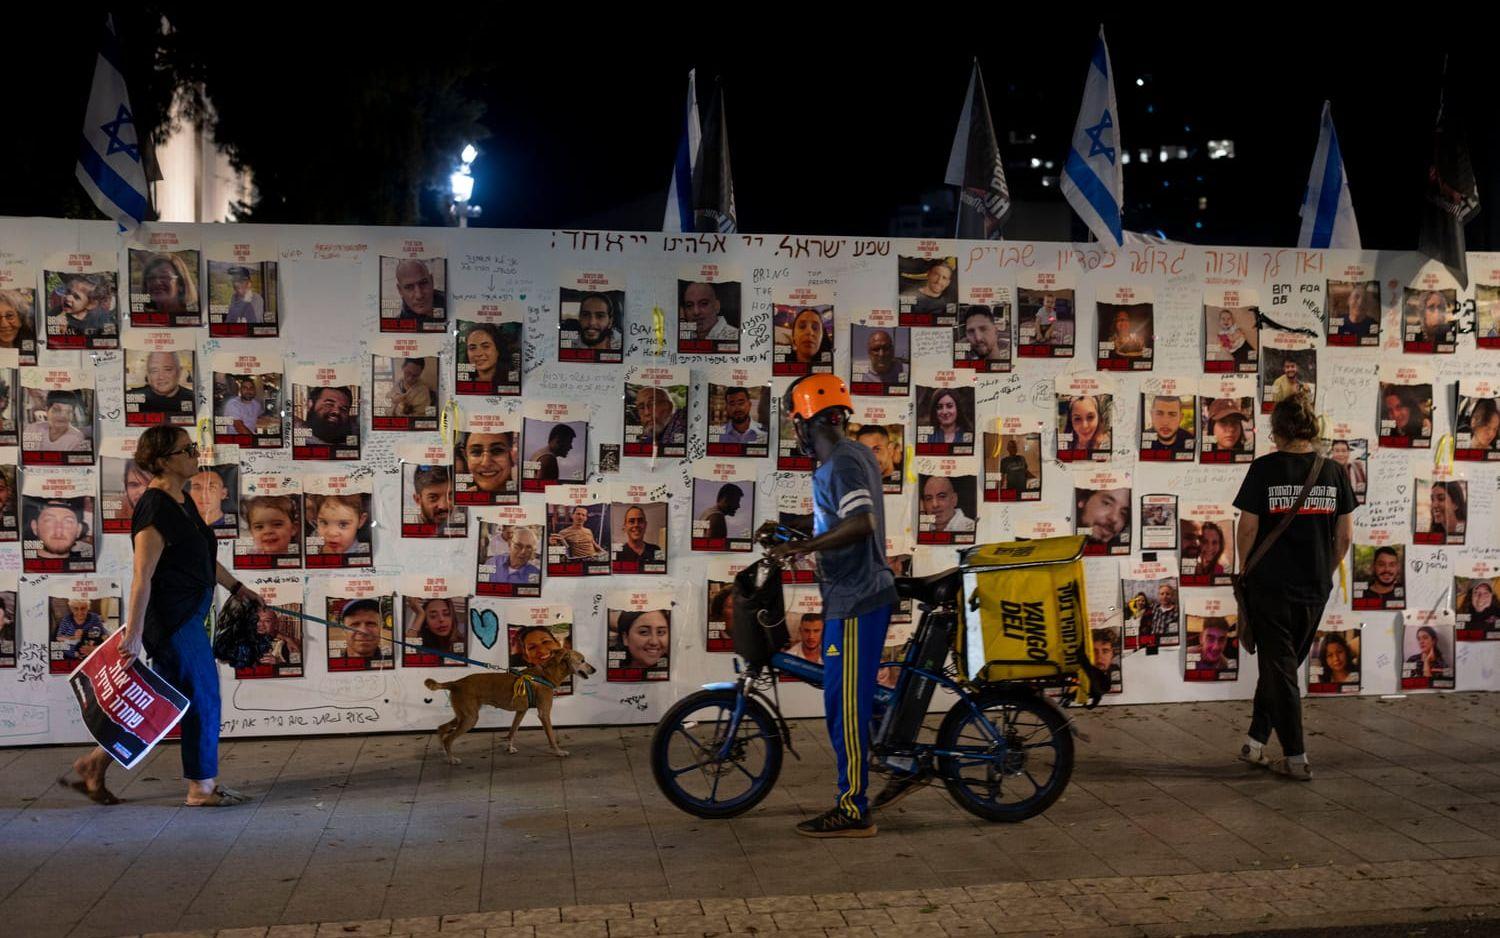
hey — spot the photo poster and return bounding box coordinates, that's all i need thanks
[1122,556,1180,650]
[507,603,575,695]
[1016,271,1074,358]
[0,348,17,448]
[544,484,612,576]
[1401,274,1459,354]
[0,460,16,541]
[611,482,669,575]
[98,433,145,535]
[623,365,689,459]
[1198,374,1256,464]
[211,351,283,449]
[322,576,396,672]
[1095,283,1154,372]
[607,589,674,682]
[1012,514,1066,543]
[456,409,520,505]
[379,241,447,333]
[69,629,188,770]
[913,367,976,457]
[1455,559,1500,641]
[1327,419,1370,505]
[0,571,17,669]
[704,557,749,653]
[454,302,523,397]
[20,364,96,466]
[772,287,834,376]
[705,366,771,458]
[1074,469,1132,557]
[1138,377,1197,463]
[400,574,469,669]
[1202,287,1259,373]
[22,469,97,574]
[1183,592,1239,682]
[781,586,825,680]
[43,252,120,350]
[206,238,279,337]
[849,399,907,495]
[371,334,442,432]
[1139,494,1179,551]
[1412,463,1467,547]
[0,256,40,363]
[127,239,202,328]
[474,502,544,597]
[1179,502,1237,587]
[47,576,120,675]
[303,472,374,570]
[190,442,240,540]
[691,460,755,552]
[915,456,979,546]
[235,472,303,570]
[1307,614,1360,695]
[399,442,467,538]
[775,376,812,472]
[1454,379,1500,461]
[521,399,589,492]
[677,264,743,355]
[1055,373,1115,463]
[984,415,1044,502]
[558,270,624,363]
[1259,331,1317,414]
[1088,609,1123,694]
[234,576,304,679]
[954,283,1013,373]
[1401,610,1456,691]
[1377,363,1435,449]
[122,330,197,428]
[1323,266,1379,347]
[1351,531,1406,611]
[848,311,910,397]
[1479,273,1500,348]
[776,478,817,584]
[896,248,958,327]
[289,363,361,461]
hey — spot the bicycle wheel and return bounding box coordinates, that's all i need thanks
[651,689,784,819]
[934,686,1074,822]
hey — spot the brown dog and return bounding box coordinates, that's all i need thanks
[424,649,596,764]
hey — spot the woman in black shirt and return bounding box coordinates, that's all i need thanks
[60,426,260,806]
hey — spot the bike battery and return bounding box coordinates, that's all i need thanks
[875,612,952,749]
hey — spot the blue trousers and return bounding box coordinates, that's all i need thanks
[145,592,220,781]
[822,603,893,819]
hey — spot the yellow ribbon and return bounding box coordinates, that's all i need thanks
[1434,433,1455,475]
[651,306,666,354]
[904,444,917,484]
[440,400,461,449]
[196,417,213,465]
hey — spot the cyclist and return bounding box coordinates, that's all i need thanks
[766,374,898,837]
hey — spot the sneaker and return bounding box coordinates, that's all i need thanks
[1238,744,1271,768]
[871,773,931,811]
[1271,758,1313,782]
[795,806,877,838]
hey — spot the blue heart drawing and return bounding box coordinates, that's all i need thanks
[470,608,500,649]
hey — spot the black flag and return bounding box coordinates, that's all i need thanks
[693,78,738,234]
[1417,56,1480,287]
[945,60,1012,240]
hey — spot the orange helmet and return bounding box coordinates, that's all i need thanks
[783,373,853,422]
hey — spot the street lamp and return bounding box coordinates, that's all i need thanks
[450,143,481,227]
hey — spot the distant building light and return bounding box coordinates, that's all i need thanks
[1136,77,1145,87]
[1198,197,1208,210]
[1121,152,1131,164]
[1208,140,1235,159]
[1195,175,1204,183]
[1030,157,1042,168]
[1139,148,1151,163]
[922,204,931,213]
[1044,160,1055,170]
[1159,147,1169,162]
[1041,177,1052,188]
[1195,221,1204,229]
[1163,180,1171,188]
[1184,125,1192,134]
[1176,147,1189,160]
[1146,104,1155,114]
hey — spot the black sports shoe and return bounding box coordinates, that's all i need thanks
[795,806,877,838]
[871,773,930,811]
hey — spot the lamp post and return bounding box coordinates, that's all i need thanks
[450,144,481,227]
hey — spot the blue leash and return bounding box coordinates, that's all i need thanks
[267,603,509,672]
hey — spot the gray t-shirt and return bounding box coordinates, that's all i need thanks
[813,437,898,619]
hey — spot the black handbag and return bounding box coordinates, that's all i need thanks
[1234,453,1325,655]
[212,593,272,669]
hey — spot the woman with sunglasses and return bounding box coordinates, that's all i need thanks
[59,426,260,807]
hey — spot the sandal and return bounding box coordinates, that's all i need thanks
[58,774,122,806]
[185,785,250,807]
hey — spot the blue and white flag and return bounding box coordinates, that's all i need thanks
[1060,27,1124,248]
[662,69,702,233]
[76,15,150,232]
[1297,101,1361,250]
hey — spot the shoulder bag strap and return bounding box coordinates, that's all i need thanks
[1241,453,1326,579]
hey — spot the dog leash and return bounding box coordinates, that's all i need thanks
[266,604,509,672]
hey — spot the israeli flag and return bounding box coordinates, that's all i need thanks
[662,69,702,233]
[1297,101,1361,250]
[1061,27,1124,248]
[76,15,149,232]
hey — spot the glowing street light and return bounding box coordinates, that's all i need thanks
[450,143,482,227]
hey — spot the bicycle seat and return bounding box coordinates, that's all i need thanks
[895,568,962,605]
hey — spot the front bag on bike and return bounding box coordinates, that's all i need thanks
[731,559,790,667]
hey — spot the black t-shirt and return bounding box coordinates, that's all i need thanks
[1233,451,1356,605]
[132,487,218,646]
